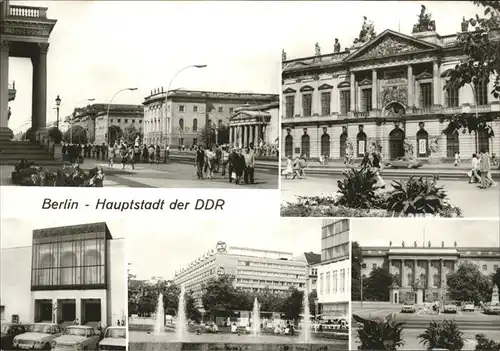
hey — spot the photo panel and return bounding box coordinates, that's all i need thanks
[0,217,128,350]
[350,218,500,350]
[279,1,500,218]
[126,218,350,350]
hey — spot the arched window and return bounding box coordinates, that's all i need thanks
[192,118,198,132]
[179,118,184,131]
[61,252,76,285]
[321,133,330,158]
[285,135,293,158]
[478,129,490,153]
[446,130,459,157]
[340,132,348,158]
[38,253,55,286]
[389,128,405,160]
[356,132,367,157]
[416,129,429,157]
[301,134,310,158]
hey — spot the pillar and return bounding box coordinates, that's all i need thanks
[388,259,393,276]
[100,298,107,325]
[243,125,248,148]
[401,259,405,287]
[229,126,233,145]
[440,259,445,289]
[433,61,440,106]
[371,69,377,110]
[350,72,356,112]
[407,65,413,107]
[0,40,13,140]
[52,298,57,323]
[238,126,243,148]
[414,259,418,285]
[75,298,81,323]
[428,260,433,288]
[257,124,262,143]
[32,43,49,133]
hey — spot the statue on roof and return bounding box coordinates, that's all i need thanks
[315,42,321,56]
[413,4,436,33]
[441,241,444,248]
[354,16,376,44]
[389,240,392,247]
[282,49,287,62]
[461,16,469,32]
[454,241,457,247]
[414,241,417,247]
[334,38,341,53]
[428,241,431,247]
[402,240,405,247]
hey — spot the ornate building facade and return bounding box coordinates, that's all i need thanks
[359,243,500,305]
[281,24,500,162]
[143,89,278,147]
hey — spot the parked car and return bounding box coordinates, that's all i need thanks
[12,323,62,350]
[401,302,417,313]
[385,157,423,169]
[1,323,26,351]
[98,326,126,351]
[443,301,458,313]
[483,303,500,315]
[462,302,475,312]
[52,325,100,351]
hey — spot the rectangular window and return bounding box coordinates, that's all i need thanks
[321,92,331,115]
[420,82,433,108]
[446,86,459,107]
[475,80,488,105]
[333,271,337,292]
[319,273,324,294]
[362,89,372,112]
[193,106,198,112]
[124,119,128,123]
[325,272,330,293]
[340,269,345,292]
[285,96,294,118]
[302,94,312,116]
[372,263,377,269]
[179,105,185,112]
[482,264,487,270]
[340,91,350,114]
[229,107,234,114]
[218,107,223,113]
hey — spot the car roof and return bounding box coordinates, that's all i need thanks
[65,325,93,329]
[32,323,58,326]
[106,326,125,330]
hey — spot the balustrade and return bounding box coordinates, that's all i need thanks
[9,5,47,18]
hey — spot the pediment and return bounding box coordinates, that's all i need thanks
[318,83,333,90]
[344,29,439,62]
[358,79,372,87]
[337,81,351,89]
[283,87,296,94]
[299,85,314,92]
[416,71,433,80]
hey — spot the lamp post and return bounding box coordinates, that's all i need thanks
[70,98,95,144]
[55,95,61,129]
[106,88,137,145]
[163,65,207,148]
[469,83,480,152]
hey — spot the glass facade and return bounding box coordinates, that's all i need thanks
[31,229,107,290]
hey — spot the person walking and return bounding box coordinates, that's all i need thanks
[228,148,237,183]
[244,147,256,184]
[127,145,135,170]
[195,146,205,180]
[479,150,491,188]
[233,149,246,185]
[469,153,480,184]
[108,143,115,168]
[454,152,461,166]
[220,146,229,177]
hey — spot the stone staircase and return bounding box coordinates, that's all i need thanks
[0,140,65,166]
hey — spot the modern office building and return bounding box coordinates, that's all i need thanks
[142,89,278,147]
[281,12,500,162]
[0,222,126,327]
[359,242,500,305]
[317,219,350,318]
[173,241,307,310]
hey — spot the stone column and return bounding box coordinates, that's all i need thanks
[372,69,377,110]
[350,72,356,112]
[0,40,13,141]
[32,43,49,133]
[414,259,418,285]
[428,260,433,288]
[440,259,445,288]
[401,259,405,287]
[407,65,414,107]
[433,61,440,106]
[75,298,81,324]
[239,126,243,148]
[229,126,233,145]
[388,259,392,275]
[244,125,249,148]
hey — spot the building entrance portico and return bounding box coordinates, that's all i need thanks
[0,0,57,141]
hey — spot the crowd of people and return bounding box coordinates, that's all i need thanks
[282,155,308,179]
[194,144,257,185]
[467,150,498,188]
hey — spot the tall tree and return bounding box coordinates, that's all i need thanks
[201,275,241,315]
[282,287,304,321]
[492,268,500,290]
[364,267,394,302]
[352,241,364,301]
[446,262,492,303]
[123,124,142,144]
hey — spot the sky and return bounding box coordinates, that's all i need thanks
[7,0,282,132]
[353,219,500,248]
[1,217,126,249]
[125,218,321,281]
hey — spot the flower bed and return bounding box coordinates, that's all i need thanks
[281,167,463,217]
[11,159,105,187]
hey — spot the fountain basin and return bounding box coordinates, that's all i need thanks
[129,342,348,351]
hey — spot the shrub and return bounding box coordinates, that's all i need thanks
[385,176,448,215]
[48,127,63,144]
[335,167,379,209]
[418,320,464,350]
[475,334,500,350]
[353,313,405,350]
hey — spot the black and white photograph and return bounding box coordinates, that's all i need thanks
[351,219,500,350]
[0,0,279,188]
[126,218,350,350]
[279,1,500,218]
[0,218,127,351]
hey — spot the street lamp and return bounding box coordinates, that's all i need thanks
[106,88,138,145]
[163,64,207,148]
[469,83,480,152]
[70,98,95,144]
[55,95,61,129]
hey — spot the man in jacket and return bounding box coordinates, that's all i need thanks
[244,147,256,184]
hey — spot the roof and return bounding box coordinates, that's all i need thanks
[33,222,113,240]
[144,89,278,104]
[303,252,321,265]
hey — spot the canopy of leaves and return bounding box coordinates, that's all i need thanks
[446,262,493,303]
[364,267,394,302]
[63,125,88,144]
[198,124,229,146]
[123,125,142,145]
[352,242,364,301]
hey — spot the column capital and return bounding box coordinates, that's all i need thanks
[36,43,50,55]
[0,40,11,51]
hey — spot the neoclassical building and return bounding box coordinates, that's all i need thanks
[281,17,500,162]
[358,242,500,305]
[143,89,278,147]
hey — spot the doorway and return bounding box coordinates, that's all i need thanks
[59,299,76,323]
[34,300,52,322]
[285,135,293,158]
[389,128,405,159]
[81,299,101,325]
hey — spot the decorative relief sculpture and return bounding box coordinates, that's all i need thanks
[359,35,425,60]
[404,138,414,157]
[354,16,377,44]
[461,16,469,32]
[315,42,321,56]
[412,5,436,33]
[381,86,408,108]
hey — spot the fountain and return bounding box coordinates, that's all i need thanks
[251,297,261,337]
[301,290,311,343]
[175,285,187,341]
[154,293,164,336]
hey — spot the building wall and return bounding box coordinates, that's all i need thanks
[0,247,32,323]
[317,258,350,317]
[95,113,143,145]
[107,239,126,325]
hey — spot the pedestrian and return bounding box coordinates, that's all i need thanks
[195,146,205,180]
[371,152,385,188]
[108,143,115,168]
[283,156,293,179]
[120,145,128,170]
[205,147,215,179]
[228,148,237,183]
[232,149,246,184]
[244,147,256,184]
[220,146,229,177]
[454,152,461,166]
[292,156,301,179]
[127,145,135,170]
[479,150,492,188]
[155,145,161,165]
[468,153,480,183]
[148,145,155,164]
